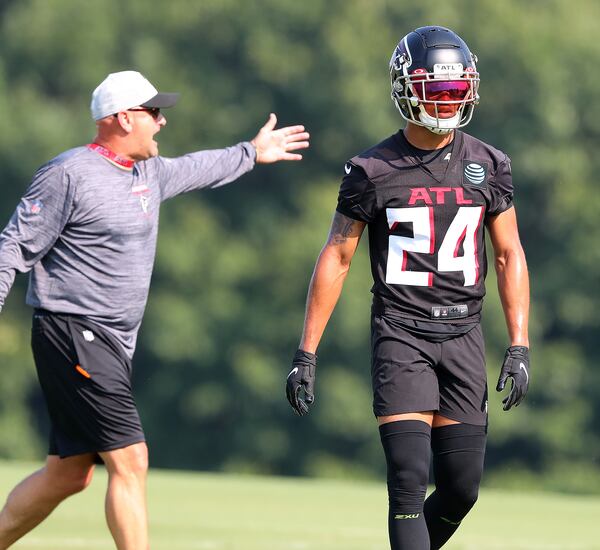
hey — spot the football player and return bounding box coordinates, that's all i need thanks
[287,26,530,549]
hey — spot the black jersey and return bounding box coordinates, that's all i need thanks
[337,130,513,325]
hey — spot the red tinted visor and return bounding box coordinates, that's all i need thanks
[413,80,471,101]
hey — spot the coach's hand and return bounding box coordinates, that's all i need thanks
[496,346,530,411]
[251,113,310,164]
[286,349,316,416]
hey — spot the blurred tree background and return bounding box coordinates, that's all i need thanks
[0,0,598,494]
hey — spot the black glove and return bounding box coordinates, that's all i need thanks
[286,349,317,416]
[496,346,530,411]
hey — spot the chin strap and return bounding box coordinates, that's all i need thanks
[427,126,454,135]
[417,108,461,135]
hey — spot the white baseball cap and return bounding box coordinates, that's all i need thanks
[90,70,180,120]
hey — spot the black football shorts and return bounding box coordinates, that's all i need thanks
[371,313,488,425]
[31,310,145,458]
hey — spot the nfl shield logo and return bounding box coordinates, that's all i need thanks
[30,200,43,214]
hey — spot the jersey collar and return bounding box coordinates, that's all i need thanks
[87,143,135,171]
[395,130,464,185]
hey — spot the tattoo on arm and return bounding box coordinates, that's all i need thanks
[328,213,357,245]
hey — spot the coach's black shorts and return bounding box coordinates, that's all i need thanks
[31,310,145,458]
[371,314,488,426]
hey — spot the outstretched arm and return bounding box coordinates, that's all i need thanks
[157,112,309,200]
[251,113,310,163]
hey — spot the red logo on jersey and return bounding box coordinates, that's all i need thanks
[408,187,473,206]
[30,200,43,214]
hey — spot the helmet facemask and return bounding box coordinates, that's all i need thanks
[390,36,480,134]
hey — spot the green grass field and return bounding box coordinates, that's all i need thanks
[0,461,597,549]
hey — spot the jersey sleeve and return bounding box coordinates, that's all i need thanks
[0,163,75,312]
[336,163,378,223]
[487,155,514,216]
[153,142,256,202]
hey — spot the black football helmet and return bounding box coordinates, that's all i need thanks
[389,26,480,134]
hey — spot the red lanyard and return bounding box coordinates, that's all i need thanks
[87,143,135,170]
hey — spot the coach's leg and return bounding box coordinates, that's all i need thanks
[424,420,486,549]
[0,453,96,549]
[100,442,149,550]
[379,413,433,550]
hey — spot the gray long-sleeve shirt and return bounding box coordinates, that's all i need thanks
[0,142,256,357]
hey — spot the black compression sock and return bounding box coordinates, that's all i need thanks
[424,423,486,549]
[379,420,432,550]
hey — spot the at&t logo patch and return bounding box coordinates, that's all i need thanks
[462,161,488,188]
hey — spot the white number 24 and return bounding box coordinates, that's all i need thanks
[385,206,484,287]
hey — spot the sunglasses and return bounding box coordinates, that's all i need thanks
[127,107,162,119]
[114,107,162,120]
[413,80,471,102]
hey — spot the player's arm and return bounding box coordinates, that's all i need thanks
[487,206,531,410]
[488,206,529,346]
[301,212,366,353]
[286,212,366,415]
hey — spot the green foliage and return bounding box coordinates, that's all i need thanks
[0,0,599,493]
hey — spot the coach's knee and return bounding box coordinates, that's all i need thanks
[63,468,95,496]
[102,442,148,481]
[44,460,95,497]
[379,420,431,514]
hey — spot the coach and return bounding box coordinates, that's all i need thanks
[0,70,309,549]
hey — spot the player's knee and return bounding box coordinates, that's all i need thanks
[380,420,431,513]
[442,478,480,517]
[432,423,486,519]
[437,461,483,509]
